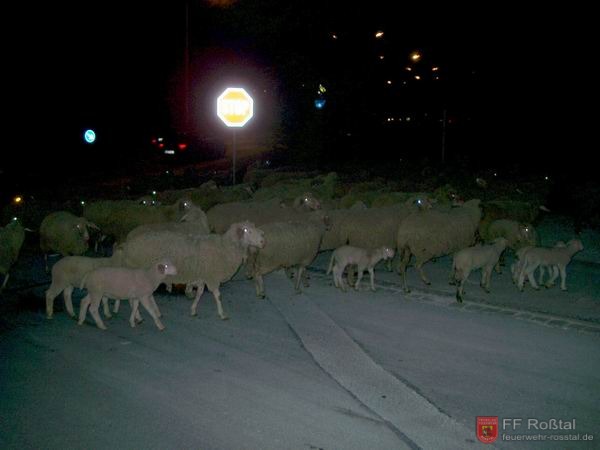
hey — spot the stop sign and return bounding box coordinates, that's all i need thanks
[217,87,254,127]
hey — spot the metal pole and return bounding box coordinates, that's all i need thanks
[232,129,237,185]
[184,1,190,131]
[441,108,447,164]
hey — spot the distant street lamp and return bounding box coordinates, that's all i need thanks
[410,51,421,62]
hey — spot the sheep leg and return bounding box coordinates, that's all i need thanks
[368,268,376,291]
[184,284,195,299]
[456,278,466,303]
[537,266,546,286]
[481,267,492,293]
[101,297,112,319]
[255,274,265,299]
[88,297,107,330]
[140,295,165,330]
[346,265,356,286]
[190,282,206,316]
[558,265,568,291]
[526,265,540,290]
[294,266,304,293]
[333,265,345,291]
[129,299,140,328]
[148,295,162,318]
[113,299,120,314]
[302,271,310,288]
[78,295,92,325]
[398,248,411,293]
[0,273,8,293]
[45,282,62,319]
[545,266,559,288]
[354,266,364,290]
[416,261,431,286]
[210,287,228,320]
[63,285,75,317]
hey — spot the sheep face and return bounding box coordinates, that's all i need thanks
[383,247,395,260]
[236,222,266,249]
[518,223,538,246]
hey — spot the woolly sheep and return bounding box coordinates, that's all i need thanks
[327,245,395,292]
[516,239,584,291]
[396,199,482,292]
[451,237,508,302]
[245,215,328,298]
[83,198,193,243]
[122,221,265,320]
[0,218,26,293]
[78,259,176,330]
[125,205,210,242]
[40,211,99,271]
[480,219,538,250]
[45,247,125,319]
[206,197,315,234]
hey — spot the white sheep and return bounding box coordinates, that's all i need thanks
[122,221,265,320]
[78,259,176,330]
[327,245,395,292]
[245,215,327,298]
[0,218,26,293]
[396,199,482,292]
[516,239,584,291]
[45,248,125,319]
[39,211,99,271]
[452,237,508,302]
[510,241,566,286]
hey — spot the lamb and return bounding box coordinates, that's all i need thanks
[122,221,265,320]
[45,247,125,319]
[480,219,538,273]
[396,199,482,292]
[451,237,508,302]
[510,241,566,286]
[39,211,99,271]
[78,259,176,330]
[245,214,328,298]
[327,245,395,292]
[0,218,26,294]
[516,239,584,291]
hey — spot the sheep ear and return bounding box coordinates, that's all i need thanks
[158,264,166,274]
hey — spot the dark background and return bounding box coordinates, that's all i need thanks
[3,1,595,185]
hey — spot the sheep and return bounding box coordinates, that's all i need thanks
[510,241,566,286]
[45,247,125,319]
[125,205,210,242]
[78,259,176,330]
[451,237,508,302]
[516,239,584,291]
[479,219,538,273]
[39,211,99,271]
[245,215,328,298]
[327,245,395,292]
[83,198,193,243]
[396,199,482,293]
[206,196,315,234]
[122,221,265,320]
[0,218,26,293]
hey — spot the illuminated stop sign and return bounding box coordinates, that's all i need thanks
[217,87,254,127]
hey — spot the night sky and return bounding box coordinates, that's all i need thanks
[4,1,594,180]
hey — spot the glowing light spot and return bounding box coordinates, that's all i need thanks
[375,31,384,38]
[83,129,96,144]
[13,196,23,204]
[314,98,326,109]
[432,66,439,72]
[386,80,392,85]
[410,51,421,62]
[414,75,421,80]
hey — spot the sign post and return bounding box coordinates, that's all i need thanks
[217,87,254,184]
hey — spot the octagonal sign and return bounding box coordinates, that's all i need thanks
[217,87,254,127]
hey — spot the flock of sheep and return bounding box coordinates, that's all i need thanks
[0,172,584,329]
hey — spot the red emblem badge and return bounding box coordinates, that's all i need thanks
[477,416,499,444]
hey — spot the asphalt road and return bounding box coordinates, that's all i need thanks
[1,252,599,450]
